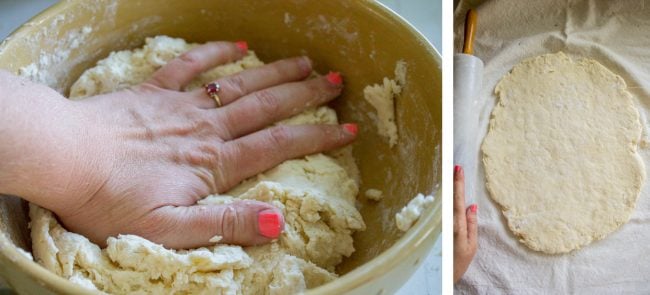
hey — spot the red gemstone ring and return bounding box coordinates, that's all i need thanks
[204,82,222,107]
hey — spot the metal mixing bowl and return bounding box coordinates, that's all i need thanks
[0,1,441,294]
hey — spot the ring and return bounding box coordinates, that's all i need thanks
[204,82,222,107]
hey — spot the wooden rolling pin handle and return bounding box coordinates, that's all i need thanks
[463,9,478,55]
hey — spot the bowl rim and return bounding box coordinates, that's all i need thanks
[0,1,443,294]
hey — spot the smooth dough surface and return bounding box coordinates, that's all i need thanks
[30,36,366,294]
[482,52,645,254]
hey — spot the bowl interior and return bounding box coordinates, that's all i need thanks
[0,0,441,290]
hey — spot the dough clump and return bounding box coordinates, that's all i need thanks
[395,193,435,232]
[363,60,407,147]
[364,189,383,201]
[30,36,366,294]
[482,52,645,254]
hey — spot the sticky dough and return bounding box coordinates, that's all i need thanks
[29,36,366,294]
[482,52,645,254]
[363,60,406,147]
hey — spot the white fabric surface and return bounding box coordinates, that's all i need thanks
[454,0,650,294]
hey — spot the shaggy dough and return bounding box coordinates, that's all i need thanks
[363,61,406,147]
[482,52,645,254]
[30,36,366,294]
[395,193,435,232]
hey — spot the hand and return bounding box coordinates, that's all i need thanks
[0,41,356,249]
[453,165,478,283]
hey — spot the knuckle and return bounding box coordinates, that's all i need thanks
[212,145,237,190]
[219,206,239,240]
[268,126,291,148]
[178,52,203,72]
[224,75,247,97]
[254,90,281,118]
[136,210,174,239]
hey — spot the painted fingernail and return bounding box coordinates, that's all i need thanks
[342,123,358,135]
[326,71,343,86]
[235,41,248,53]
[469,204,478,213]
[258,209,282,239]
[454,165,461,173]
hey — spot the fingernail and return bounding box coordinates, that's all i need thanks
[326,71,343,86]
[258,209,282,239]
[235,40,248,53]
[470,204,478,213]
[454,165,461,174]
[342,123,358,135]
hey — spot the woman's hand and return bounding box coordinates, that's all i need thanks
[453,165,478,283]
[0,41,356,249]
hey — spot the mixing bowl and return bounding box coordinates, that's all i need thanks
[0,1,441,294]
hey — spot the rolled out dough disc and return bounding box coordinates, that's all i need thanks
[482,52,645,254]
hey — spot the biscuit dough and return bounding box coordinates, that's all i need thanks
[395,193,435,232]
[364,189,383,201]
[30,36,366,294]
[482,52,645,254]
[363,61,406,147]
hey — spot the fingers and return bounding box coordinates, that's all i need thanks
[147,41,248,91]
[191,56,313,108]
[466,204,478,250]
[453,165,467,238]
[217,73,344,139]
[144,200,284,249]
[220,124,357,189]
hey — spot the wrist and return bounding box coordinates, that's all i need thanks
[0,73,111,214]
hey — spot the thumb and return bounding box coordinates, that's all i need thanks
[146,200,285,249]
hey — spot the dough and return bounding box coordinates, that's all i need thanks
[30,36,366,294]
[482,52,645,254]
[395,194,435,232]
[364,189,383,201]
[363,61,406,147]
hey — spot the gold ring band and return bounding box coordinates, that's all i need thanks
[204,82,222,107]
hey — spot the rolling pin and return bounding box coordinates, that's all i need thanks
[454,9,483,203]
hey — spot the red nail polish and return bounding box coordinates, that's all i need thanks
[258,210,282,239]
[342,123,358,135]
[326,71,343,86]
[469,204,478,213]
[454,165,461,173]
[235,41,248,53]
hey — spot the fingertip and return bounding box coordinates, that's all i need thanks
[257,208,285,239]
[465,204,478,223]
[235,40,248,54]
[326,71,344,87]
[297,56,313,76]
[454,165,464,181]
[341,123,358,136]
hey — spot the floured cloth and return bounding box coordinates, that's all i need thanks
[454,1,650,294]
